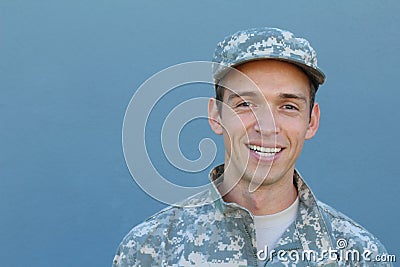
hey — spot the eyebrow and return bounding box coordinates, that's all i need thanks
[224,90,309,104]
[278,93,308,103]
[226,91,259,103]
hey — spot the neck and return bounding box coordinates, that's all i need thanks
[218,169,297,216]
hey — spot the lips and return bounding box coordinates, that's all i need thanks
[248,144,282,157]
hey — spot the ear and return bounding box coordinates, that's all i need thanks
[208,98,223,135]
[305,102,320,140]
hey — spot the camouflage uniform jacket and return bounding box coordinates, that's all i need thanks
[113,166,390,266]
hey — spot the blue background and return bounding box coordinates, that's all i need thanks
[1,1,399,266]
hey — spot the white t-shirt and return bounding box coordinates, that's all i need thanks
[253,197,299,265]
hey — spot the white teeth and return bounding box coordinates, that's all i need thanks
[248,145,281,154]
[254,151,276,157]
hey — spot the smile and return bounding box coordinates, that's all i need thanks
[248,145,282,157]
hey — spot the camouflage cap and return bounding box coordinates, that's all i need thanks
[212,27,326,86]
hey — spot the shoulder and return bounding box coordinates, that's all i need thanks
[121,190,215,242]
[316,200,388,257]
[113,192,217,266]
[112,205,176,266]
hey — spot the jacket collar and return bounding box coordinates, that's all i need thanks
[207,165,336,257]
[276,170,335,252]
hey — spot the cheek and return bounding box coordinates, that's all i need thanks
[283,120,309,142]
[221,112,254,134]
[221,116,252,152]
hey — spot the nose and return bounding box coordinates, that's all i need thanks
[252,107,279,135]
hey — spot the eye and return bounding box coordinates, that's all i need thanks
[282,104,299,111]
[236,101,252,108]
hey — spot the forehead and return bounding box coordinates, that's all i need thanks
[220,60,311,98]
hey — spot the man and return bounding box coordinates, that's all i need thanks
[113,27,390,266]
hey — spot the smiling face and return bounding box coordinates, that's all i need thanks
[208,60,320,191]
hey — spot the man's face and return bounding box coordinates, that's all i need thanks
[208,60,320,191]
